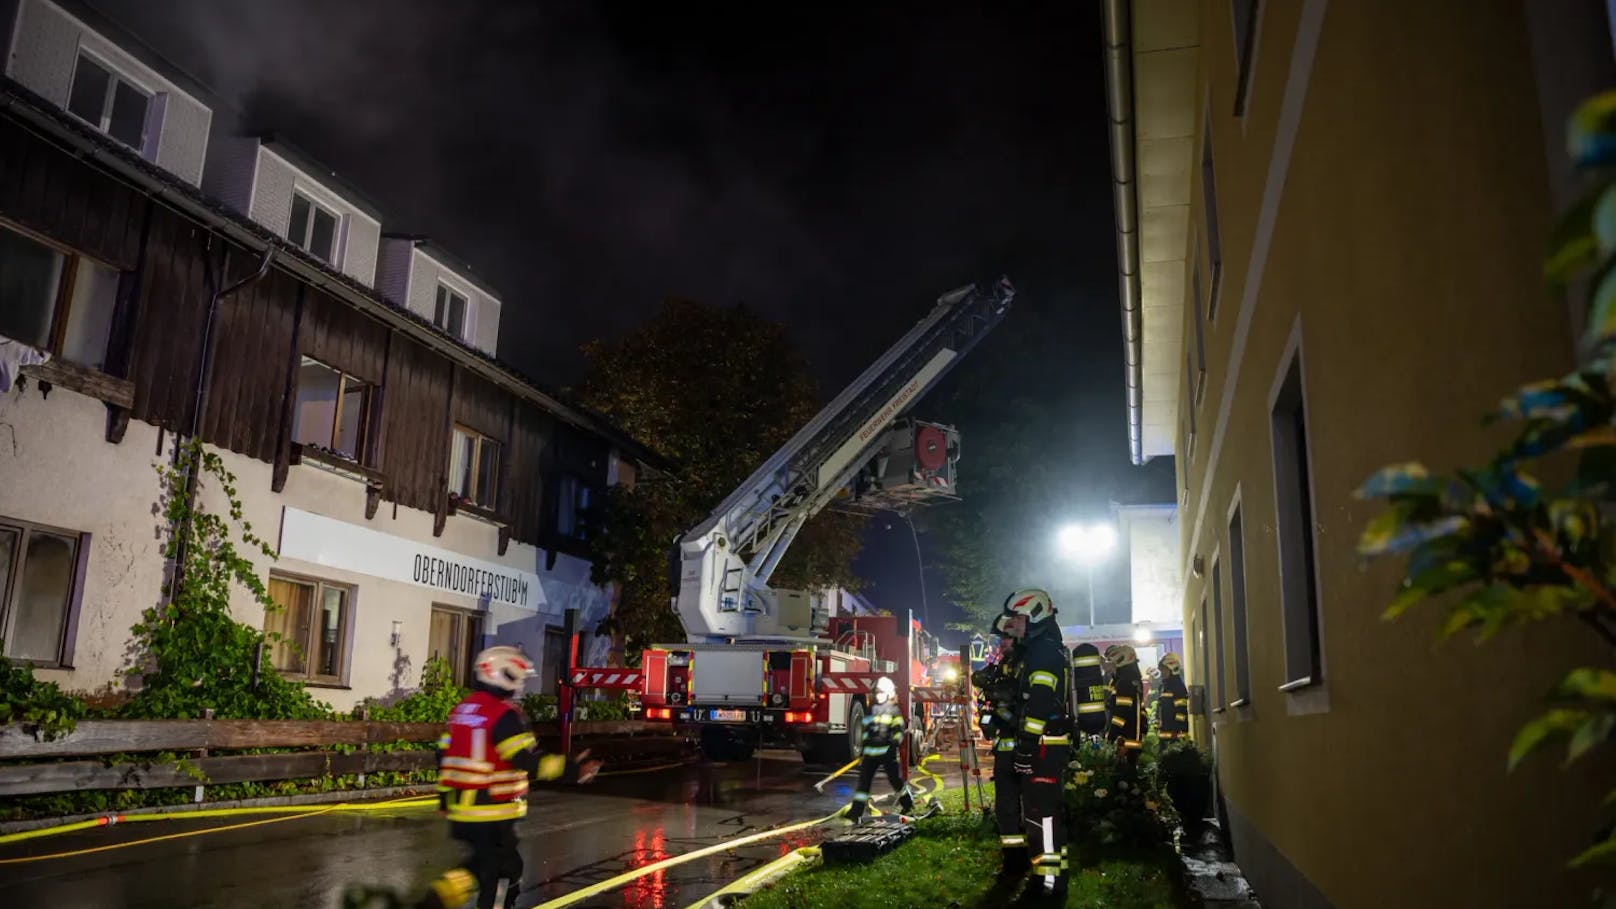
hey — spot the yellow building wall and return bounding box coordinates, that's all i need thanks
[1173,1,1613,906]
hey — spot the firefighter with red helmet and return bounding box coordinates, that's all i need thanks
[998,588,1072,901]
[418,646,600,909]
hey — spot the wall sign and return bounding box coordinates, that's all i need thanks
[278,507,545,609]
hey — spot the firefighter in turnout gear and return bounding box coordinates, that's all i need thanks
[999,588,1073,900]
[1105,644,1144,761]
[846,675,916,822]
[972,634,1026,874]
[1070,642,1108,737]
[1157,652,1190,741]
[418,647,600,909]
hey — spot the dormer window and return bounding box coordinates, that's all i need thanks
[288,191,339,263]
[66,53,150,151]
[434,283,468,340]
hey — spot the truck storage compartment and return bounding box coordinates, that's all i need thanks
[690,649,765,705]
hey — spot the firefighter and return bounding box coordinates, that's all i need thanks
[972,634,1026,875]
[1070,642,1108,737]
[999,588,1072,900]
[845,675,916,822]
[1105,644,1144,761]
[419,646,600,909]
[1157,652,1190,741]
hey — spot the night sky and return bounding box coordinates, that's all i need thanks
[87,1,1174,642]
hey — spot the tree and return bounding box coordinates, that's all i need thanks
[579,300,868,656]
[1356,91,1616,873]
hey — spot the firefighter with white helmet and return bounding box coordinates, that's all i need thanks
[997,588,1073,900]
[1156,652,1190,741]
[845,674,916,822]
[1105,643,1144,761]
[417,646,600,909]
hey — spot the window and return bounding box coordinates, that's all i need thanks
[1191,244,1208,397]
[1232,0,1260,117]
[0,224,119,370]
[264,575,350,683]
[291,357,373,462]
[1210,558,1226,708]
[434,284,468,340]
[0,518,85,666]
[1201,127,1224,322]
[1271,353,1322,688]
[1228,505,1251,704]
[449,426,501,508]
[66,54,150,150]
[429,606,484,688]
[1184,348,1198,457]
[288,191,339,263]
[557,475,594,540]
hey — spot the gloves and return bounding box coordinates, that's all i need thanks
[1013,741,1034,775]
[536,753,567,781]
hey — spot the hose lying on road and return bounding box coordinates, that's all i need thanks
[0,795,437,854]
[681,846,820,909]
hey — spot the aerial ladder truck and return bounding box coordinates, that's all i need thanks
[564,277,1014,764]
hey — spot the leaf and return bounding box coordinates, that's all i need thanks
[1590,255,1616,352]
[1570,837,1616,869]
[1355,463,1433,499]
[1509,707,1590,770]
[1569,91,1616,168]
[1555,668,1616,702]
[1568,711,1616,763]
[1360,514,1470,558]
[1382,561,1477,621]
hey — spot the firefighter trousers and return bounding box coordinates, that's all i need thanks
[992,743,1026,859]
[847,747,912,821]
[430,819,521,909]
[1024,741,1071,895]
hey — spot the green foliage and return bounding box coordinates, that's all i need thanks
[0,651,86,741]
[576,693,634,721]
[743,786,1185,909]
[1358,89,1616,874]
[361,658,465,724]
[521,692,558,722]
[1064,735,1177,850]
[1154,738,1212,782]
[122,440,329,720]
[578,300,868,650]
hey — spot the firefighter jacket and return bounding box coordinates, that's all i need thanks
[1106,663,1144,752]
[1070,644,1108,736]
[1157,672,1190,739]
[437,689,562,823]
[862,698,905,757]
[975,650,1022,752]
[1015,630,1073,750]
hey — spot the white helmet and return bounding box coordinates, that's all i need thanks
[474,645,536,695]
[875,676,896,703]
[996,588,1055,634]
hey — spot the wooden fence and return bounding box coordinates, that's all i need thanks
[0,718,682,799]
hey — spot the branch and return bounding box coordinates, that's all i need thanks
[1579,611,1616,649]
[1532,528,1616,612]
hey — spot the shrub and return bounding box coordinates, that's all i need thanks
[1064,734,1177,849]
[0,651,86,741]
[362,658,465,724]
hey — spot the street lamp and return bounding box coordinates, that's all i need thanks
[1056,522,1117,626]
[1133,624,1153,644]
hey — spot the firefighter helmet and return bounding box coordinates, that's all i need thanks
[996,588,1055,634]
[1159,652,1182,675]
[473,646,536,694]
[875,675,897,703]
[1104,644,1137,667]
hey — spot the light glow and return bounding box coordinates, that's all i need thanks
[1056,522,1117,563]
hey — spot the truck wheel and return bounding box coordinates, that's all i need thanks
[846,699,866,763]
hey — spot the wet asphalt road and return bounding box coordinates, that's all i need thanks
[0,750,887,909]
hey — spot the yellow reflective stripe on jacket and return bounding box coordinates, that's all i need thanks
[442,756,495,772]
[1072,656,1101,667]
[1077,703,1105,713]
[1111,716,1127,727]
[1039,735,1070,745]
[446,800,526,822]
[495,732,537,760]
[1022,717,1046,734]
[1114,696,1135,706]
[1029,670,1058,689]
[437,733,451,749]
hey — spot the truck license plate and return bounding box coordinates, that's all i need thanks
[708,709,747,722]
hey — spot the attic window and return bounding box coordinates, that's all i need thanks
[288,191,339,263]
[435,284,468,340]
[66,54,150,151]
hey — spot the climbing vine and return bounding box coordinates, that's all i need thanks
[122,438,329,720]
[0,651,86,741]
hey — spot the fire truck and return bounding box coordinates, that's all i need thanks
[566,277,1013,764]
